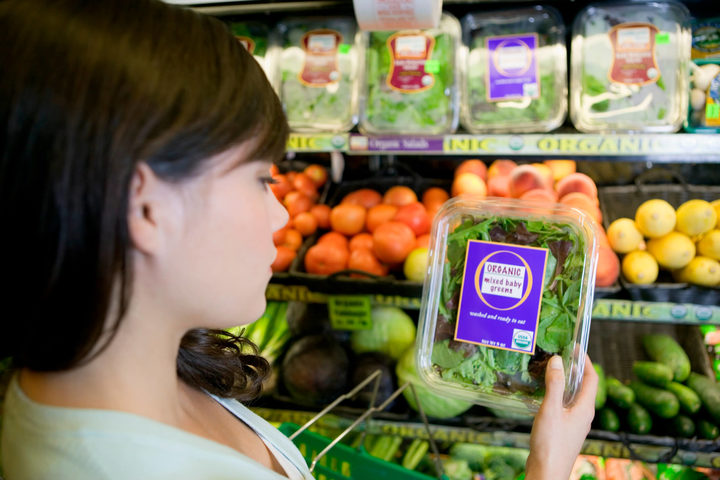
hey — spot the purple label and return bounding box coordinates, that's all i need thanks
[486,34,540,102]
[455,240,548,354]
[365,136,444,152]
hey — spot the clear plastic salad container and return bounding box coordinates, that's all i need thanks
[229,21,279,90]
[460,6,567,134]
[359,13,461,135]
[276,17,360,132]
[416,197,599,415]
[570,0,691,133]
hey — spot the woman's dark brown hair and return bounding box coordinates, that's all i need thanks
[0,0,288,401]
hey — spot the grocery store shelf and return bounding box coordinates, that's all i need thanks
[266,283,720,324]
[253,407,720,468]
[286,133,720,162]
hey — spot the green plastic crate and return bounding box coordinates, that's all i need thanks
[279,423,437,480]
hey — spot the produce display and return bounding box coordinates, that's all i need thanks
[460,6,567,133]
[570,0,691,133]
[359,14,461,135]
[606,198,720,287]
[687,61,720,132]
[276,17,359,132]
[228,21,278,86]
[416,196,598,414]
[270,163,329,272]
[593,334,720,439]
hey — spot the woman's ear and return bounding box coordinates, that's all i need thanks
[127,163,165,255]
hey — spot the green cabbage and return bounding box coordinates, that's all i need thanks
[350,306,416,360]
[361,14,459,134]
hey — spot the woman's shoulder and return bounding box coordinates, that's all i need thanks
[1,375,291,480]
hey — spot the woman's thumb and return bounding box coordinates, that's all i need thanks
[543,355,566,408]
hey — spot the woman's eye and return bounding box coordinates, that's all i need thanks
[258,175,278,186]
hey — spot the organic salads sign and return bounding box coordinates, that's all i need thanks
[455,240,548,354]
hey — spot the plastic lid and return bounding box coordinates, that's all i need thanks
[229,21,279,91]
[570,0,691,133]
[460,6,567,134]
[416,197,599,415]
[358,13,461,135]
[276,17,360,133]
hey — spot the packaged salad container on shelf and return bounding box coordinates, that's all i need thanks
[416,197,599,415]
[229,21,279,89]
[276,17,360,132]
[460,6,567,134]
[359,13,461,135]
[570,0,691,133]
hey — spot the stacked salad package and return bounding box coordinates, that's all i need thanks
[460,6,568,133]
[417,198,599,414]
[276,17,360,132]
[229,21,279,88]
[359,13,461,135]
[570,0,691,133]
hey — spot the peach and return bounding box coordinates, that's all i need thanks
[531,163,554,189]
[596,245,620,287]
[509,165,548,198]
[560,192,602,222]
[544,160,577,182]
[487,159,517,180]
[520,188,558,205]
[455,159,487,181]
[555,172,598,204]
[451,172,487,198]
[487,175,511,198]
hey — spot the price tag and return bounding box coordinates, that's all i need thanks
[338,43,351,54]
[424,59,440,73]
[656,32,670,44]
[328,295,372,330]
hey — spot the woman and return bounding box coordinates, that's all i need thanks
[0,0,597,479]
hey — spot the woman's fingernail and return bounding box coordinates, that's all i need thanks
[549,356,563,370]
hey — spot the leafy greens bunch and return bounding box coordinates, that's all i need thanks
[432,216,585,400]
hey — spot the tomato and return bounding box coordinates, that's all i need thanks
[271,246,296,273]
[349,232,374,251]
[365,204,397,233]
[348,248,389,277]
[424,199,444,221]
[393,202,431,236]
[317,231,349,250]
[341,188,382,209]
[292,173,318,201]
[269,164,280,176]
[416,233,430,249]
[382,186,417,207]
[421,187,449,208]
[283,191,313,217]
[455,159,487,181]
[281,228,303,251]
[304,242,348,275]
[372,221,416,264]
[270,174,292,200]
[330,203,366,236]
[303,164,328,188]
[310,204,331,230]
[273,226,288,246]
[292,211,318,237]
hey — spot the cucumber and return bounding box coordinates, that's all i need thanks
[629,381,679,418]
[607,376,635,409]
[671,415,696,438]
[697,419,720,440]
[666,382,701,415]
[633,361,674,388]
[401,439,429,470]
[598,407,620,432]
[595,364,607,409]
[642,334,691,382]
[687,373,720,424]
[628,403,653,435]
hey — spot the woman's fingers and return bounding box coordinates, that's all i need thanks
[542,355,566,410]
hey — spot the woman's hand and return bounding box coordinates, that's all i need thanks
[525,354,598,480]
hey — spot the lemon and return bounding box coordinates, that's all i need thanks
[676,256,720,287]
[635,199,676,238]
[622,251,659,284]
[647,232,696,269]
[712,199,720,228]
[403,247,429,283]
[676,199,717,236]
[607,218,644,254]
[698,230,720,261]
